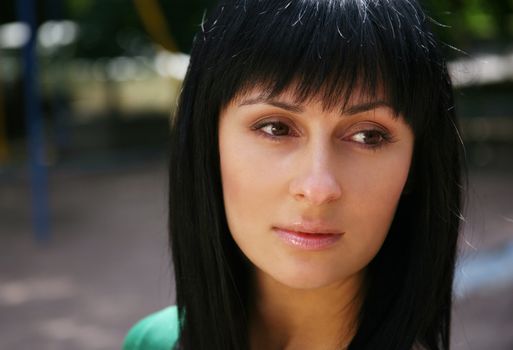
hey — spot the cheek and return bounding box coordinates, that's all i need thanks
[340,148,412,259]
[344,139,412,203]
[218,115,414,289]
[218,128,276,237]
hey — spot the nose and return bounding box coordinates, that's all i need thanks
[288,143,342,206]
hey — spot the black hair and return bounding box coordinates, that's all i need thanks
[168,0,464,349]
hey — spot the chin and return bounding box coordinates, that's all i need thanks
[267,264,350,290]
[281,278,337,290]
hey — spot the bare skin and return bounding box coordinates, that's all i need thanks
[249,269,363,350]
[219,87,414,349]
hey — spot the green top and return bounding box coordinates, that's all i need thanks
[123,306,180,350]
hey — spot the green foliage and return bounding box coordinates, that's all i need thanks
[158,0,217,52]
[65,0,148,58]
[422,0,513,54]
[66,0,92,16]
[1,0,510,58]
[64,0,218,57]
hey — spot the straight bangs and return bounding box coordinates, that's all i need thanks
[172,1,461,349]
[193,0,444,131]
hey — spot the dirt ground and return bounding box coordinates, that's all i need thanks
[0,155,512,350]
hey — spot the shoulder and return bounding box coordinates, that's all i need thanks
[123,305,180,350]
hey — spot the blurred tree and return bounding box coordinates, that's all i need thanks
[63,0,217,57]
[1,0,511,55]
[157,0,217,52]
[66,0,148,58]
[422,0,513,55]
[62,0,217,120]
[0,2,16,23]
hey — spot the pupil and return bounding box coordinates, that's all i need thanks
[364,131,382,144]
[272,124,288,136]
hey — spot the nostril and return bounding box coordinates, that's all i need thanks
[294,192,305,201]
[289,174,342,205]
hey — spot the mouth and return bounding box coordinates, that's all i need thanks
[273,226,344,251]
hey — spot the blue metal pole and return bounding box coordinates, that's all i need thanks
[17,0,51,242]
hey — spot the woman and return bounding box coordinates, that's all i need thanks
[124,0,464,349]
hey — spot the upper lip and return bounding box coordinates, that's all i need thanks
[274,222,343,235]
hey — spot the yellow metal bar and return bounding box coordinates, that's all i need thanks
[133,0,179,52]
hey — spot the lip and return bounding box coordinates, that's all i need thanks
[273,225,343,251]
[280,222,342,235]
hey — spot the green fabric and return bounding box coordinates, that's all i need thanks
[123,305,179,350]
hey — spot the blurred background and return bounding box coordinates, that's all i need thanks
[0,0,512,349]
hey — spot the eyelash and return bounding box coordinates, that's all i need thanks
[251,120,299,140]
[348,128,394,151]
[251,119,394,150]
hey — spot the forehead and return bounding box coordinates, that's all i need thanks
[228,83,390,114]
[228,85,388,111]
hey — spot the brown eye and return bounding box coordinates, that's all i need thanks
[259,121,291,136]
[345,126,393,150]
[351,130,384,145]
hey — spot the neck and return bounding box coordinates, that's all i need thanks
[249,270,365,350]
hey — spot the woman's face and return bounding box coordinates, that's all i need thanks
[219,87,414,289]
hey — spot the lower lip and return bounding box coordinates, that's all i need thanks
[273,228,343,251]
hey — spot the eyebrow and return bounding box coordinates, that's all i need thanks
[343,101,392,115]
[238,97,392,116]
[238,97,304,113]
